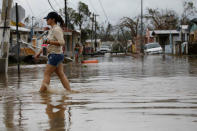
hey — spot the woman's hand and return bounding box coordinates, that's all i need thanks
[34,53,40,59]
[34,49,43,59]
[43,39,50,44]
[46,40,50,44]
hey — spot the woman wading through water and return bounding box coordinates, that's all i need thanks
[35,12,74,93]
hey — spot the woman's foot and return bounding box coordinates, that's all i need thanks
[68,90,80,93]
[39,83,48,93]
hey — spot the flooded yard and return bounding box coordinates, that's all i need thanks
[0,54,197,131]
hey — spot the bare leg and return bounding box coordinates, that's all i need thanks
[75,53,79,63]
[40,64,57,92]
[55,63,71,91]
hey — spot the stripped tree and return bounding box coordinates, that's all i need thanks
[181,0,197,25]
[119,16,140,45]
[145,8,179,30]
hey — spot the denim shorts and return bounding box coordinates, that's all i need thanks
[47,54,64,67]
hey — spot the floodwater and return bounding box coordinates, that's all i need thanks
[0,54,197,131]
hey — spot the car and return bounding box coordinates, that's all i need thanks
[98,45,111,53]
[144,43,163,54]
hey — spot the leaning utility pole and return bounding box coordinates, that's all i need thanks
[65,0,68,28]
[0,0,13,73]
[91,13,94,47]
[140,0,144,54]
[64,0,68,55]
[94,14,99,52]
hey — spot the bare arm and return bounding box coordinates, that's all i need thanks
[46,40,61,46]
[34,48,43,58]
[48,28,65,46]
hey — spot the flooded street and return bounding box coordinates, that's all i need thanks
[1,54,197,131]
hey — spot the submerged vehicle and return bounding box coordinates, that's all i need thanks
[98,45,111,53]
[144,43,163,54]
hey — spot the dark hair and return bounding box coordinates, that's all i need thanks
[56,15,64,27]
[44,12,65,27]
[76,43,80,47]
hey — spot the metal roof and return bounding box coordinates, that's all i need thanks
[150,30,179,37]
[86,39,101,43]
[191,18,197,24]
[10,26,30,32]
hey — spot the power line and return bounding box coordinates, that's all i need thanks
[67,0,76,7]
[97,0,109,23]
[48,0,66,21]
[48,0,57,12]
[53,0,62,9]
[37,8,52,18]
[25,0,35,16]
[87,0,98,14]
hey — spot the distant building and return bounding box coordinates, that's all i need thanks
[63,28,81,58]
[9,25,81,59]
[146,29,189,55]
[101,41,113,47]
[9,26,34,56]
[133,35,144,54]
[145,28,154,44]
[188,18,197,54]
[85,39,101,54]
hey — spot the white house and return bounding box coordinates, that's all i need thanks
[147,29,189,55]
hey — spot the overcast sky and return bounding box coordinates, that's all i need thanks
[1,0,197,26]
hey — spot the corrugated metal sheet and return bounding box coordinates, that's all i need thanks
[10,26,30,32]
[150,30,179,36]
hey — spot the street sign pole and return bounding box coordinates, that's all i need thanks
[16,3,20,74]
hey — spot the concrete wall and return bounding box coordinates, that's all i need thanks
[64,34,80,58]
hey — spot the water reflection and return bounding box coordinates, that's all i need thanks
[1,78,16,130]
[0,73,8,86]
[0,55,197,131]
[40,93,71,131]
[3,95,15,129]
